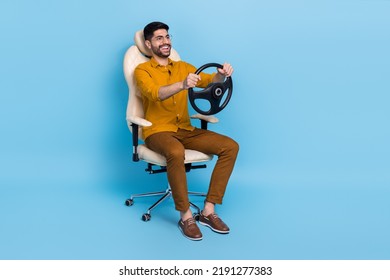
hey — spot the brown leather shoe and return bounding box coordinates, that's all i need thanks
[199,212,230,234]
[178,218,203,241]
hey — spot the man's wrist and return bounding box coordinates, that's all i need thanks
[181,80,187,90]
[214,72,225,82]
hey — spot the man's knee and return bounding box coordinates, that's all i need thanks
[220,137,240,158]
[165,146,185,161]
[223,138,239,157]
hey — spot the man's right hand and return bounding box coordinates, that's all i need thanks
[159,73,201,101]
[183,73,201,90]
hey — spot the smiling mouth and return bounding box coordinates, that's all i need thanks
[160,45,171,51]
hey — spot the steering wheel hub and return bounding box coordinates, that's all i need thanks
[214,87,223,97]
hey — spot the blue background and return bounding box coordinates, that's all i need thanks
[1,0,389,259]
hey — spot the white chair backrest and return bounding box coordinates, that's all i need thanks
[123,30,181,140]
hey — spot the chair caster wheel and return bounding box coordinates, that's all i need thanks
[125,199,134,206]
[193,213,200,221]
[142,213,151,222]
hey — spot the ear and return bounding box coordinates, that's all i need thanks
[145,40,152,49]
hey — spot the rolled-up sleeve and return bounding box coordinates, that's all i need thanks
[134,66,161,102]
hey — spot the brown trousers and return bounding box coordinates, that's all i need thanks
[145,128,239,211]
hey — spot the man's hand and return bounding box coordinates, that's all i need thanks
[183,73,201,90]
[213,62,233,83]
[217,62,234,77]
[159,73,201,101]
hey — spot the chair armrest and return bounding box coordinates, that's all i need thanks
[126,116,152,162]
[191,114,219,130]
[126,115,152,127]
[190,114,219,123]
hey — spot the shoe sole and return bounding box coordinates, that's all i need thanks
[178,225,203,241]
[199,221,230,234]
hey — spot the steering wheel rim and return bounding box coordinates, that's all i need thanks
[188,63,233,115]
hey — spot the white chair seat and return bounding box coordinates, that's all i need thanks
[137,144,213,166]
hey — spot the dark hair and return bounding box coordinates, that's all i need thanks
[143,21,169,41]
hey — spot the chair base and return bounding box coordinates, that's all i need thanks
[125,186,206,222]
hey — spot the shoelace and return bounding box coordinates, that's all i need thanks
[208,213,222,223]
[185,218,196,226]
[210,213,219,218]
[202,212,224,224]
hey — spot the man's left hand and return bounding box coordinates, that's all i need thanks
[217,62,234,77]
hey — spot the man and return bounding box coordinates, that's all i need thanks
[134,21,239,241]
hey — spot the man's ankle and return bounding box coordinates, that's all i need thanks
[202,201,215,216]
[180,209,193,221]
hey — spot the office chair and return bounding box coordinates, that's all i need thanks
[123,30,219,221]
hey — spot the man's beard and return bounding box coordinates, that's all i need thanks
[151,44,171,58]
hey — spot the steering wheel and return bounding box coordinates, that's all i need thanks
[188,63,233,115]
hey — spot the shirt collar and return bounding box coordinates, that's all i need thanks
[150,57,175,68]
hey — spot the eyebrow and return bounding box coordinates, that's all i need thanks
[155,34,169,38]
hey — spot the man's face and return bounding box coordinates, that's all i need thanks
[147,29,171,58]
